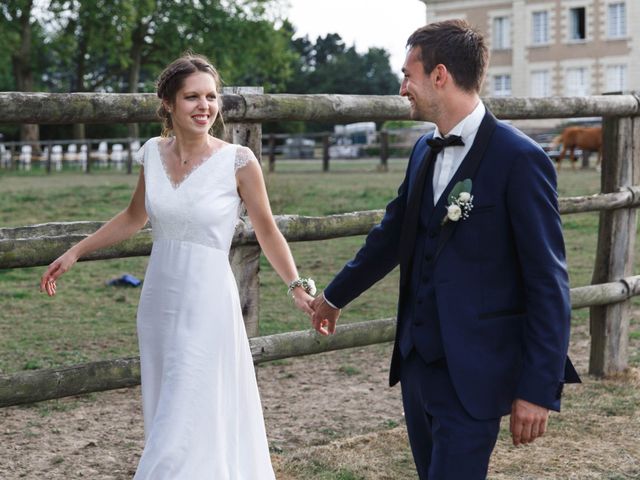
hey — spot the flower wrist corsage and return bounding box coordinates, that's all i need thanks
[287,277,317,297]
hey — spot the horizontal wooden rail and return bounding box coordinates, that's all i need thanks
[1,93,639,125]
[1,275,639,408]
[0,318,396,408]
[2,189,640,269]
[0,210,384,268]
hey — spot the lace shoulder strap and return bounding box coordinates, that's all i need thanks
[134,137,158,166]
[234,145,258,171]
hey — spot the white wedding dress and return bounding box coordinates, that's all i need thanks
[133,137,275,479]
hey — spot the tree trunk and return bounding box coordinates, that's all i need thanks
[73,123,86,140]
[11,0,40,151]
[72,30,89,140]
[127,20,145,143]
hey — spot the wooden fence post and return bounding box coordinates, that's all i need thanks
[268,133,276,172]
[46,141,52,174]
[10,144,16,170]
[379,130,389,172]
[126,138,133,175]
[85,140,92,174]
[84,141,91,173]
[589,115,640,375]
[223,86,263,337]
[322,134,330,172]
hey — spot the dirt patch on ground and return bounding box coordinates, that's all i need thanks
[1,324,639,479]
[0,343,403,479]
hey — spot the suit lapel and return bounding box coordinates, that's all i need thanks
[432,111,498,263]
[398,137,436,280]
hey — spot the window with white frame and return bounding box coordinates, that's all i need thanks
[608,2,626,38]
[493,74,511,96]
[569,7,586,41]
[565,67,589,96]
[531,70,551,97]
[493,16,511,50]
[606,65,627,92]
[532,11,549,45]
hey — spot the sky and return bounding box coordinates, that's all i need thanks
[284,0,427,76]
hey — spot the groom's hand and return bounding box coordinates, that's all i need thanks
[510,398,549,446]
[310,294,340,336]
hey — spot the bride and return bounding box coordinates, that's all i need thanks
[40,53,315,479]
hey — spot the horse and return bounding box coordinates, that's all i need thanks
[550,126,602,171]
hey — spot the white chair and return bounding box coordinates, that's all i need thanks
[19,145,32,170]
[1,144,11,168]
[130,140,141,152]
[79,144,88,169]
[111,143,124,162]
[111,143,124,169]
[65,143,78,162]
[51,145,63,171]
[97,141,109,165]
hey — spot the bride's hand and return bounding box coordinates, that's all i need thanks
[291,288,315,316]
[40,249,79,297]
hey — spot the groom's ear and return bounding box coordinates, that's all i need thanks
[431,64,449,88]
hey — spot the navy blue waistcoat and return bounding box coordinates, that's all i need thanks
[398,156,446,363]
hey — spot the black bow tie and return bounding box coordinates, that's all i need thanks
[427,135,465,154]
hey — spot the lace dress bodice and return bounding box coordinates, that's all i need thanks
[136,137,256,252]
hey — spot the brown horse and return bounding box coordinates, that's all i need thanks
[551,126,602,170]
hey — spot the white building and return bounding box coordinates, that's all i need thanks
[420,0,639,97]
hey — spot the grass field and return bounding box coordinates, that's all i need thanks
[1,158,639,479]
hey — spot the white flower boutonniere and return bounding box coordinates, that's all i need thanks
[442,179,473,225]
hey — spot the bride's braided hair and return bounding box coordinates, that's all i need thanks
[156,53,224,137]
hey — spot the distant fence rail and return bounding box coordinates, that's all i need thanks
[1,92,639,408]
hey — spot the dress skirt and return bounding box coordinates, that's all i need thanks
[134,239,275,479]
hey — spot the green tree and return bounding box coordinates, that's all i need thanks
[42,0,295,138]
[282,31,400,132]
[287,32,399,95]
[0,0,49,143]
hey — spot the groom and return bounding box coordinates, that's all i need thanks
[311,20,580,479]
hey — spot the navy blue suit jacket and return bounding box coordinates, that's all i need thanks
[324,111,580,420]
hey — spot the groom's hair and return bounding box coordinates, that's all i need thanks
[407,19,488,93]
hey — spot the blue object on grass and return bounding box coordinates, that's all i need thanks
[106,274,142,287]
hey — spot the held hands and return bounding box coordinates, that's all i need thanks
[290,287,315,316]
[310,294,341,336]
[40,249,79,297]
[291,286,341,336]
[510,398,550,446]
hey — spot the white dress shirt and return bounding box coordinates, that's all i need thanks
[431,101,486,203]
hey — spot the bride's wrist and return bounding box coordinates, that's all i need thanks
[287,277,316,297]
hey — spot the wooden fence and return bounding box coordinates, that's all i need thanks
[263,128,420,173]
[0,91,639,408]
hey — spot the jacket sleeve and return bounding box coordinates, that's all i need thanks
[323,137,425,308]
[507,148,571,411]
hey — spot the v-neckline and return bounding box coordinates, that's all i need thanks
[156,139,233,190]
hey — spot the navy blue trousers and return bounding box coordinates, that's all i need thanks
[400,351,501,479]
